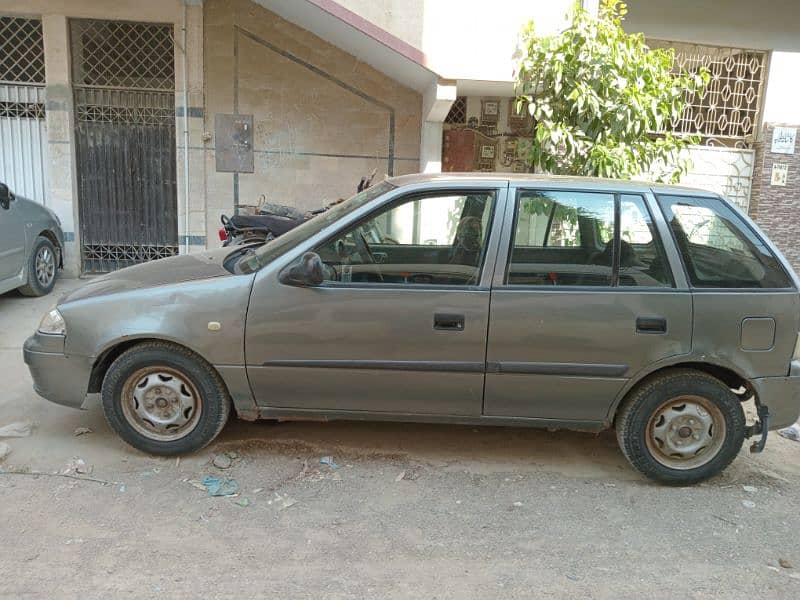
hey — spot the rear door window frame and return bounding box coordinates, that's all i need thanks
[497,186,677,291]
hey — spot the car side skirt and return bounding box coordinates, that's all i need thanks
[253,406,606,432]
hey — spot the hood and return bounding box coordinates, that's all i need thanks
[60,247,236,304]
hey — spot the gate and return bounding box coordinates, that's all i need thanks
[682,146,755,213]
[0,17,48,204]
[70,19,177,273]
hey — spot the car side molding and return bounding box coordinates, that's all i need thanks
[487,361,629,377]
[260,359,485,373]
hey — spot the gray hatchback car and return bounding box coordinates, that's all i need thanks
[0,182,64,296]
[24,174,800,484]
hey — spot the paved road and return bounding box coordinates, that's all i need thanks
[1,278,799,598]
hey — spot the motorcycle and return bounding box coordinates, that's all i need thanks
[218,170,376,247]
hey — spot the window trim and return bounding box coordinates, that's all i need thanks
[611,193,621,286]
[306,187,501,290]
[655,193,796,292]
[541,200,556,247]
[501,188,676,290]
[617,192,676,289]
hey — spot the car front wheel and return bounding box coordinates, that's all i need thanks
[615,369,745,485]
[101,341,231,455]
[18,236,58,297]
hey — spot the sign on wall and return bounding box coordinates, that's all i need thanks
[771,163,789,187]
[771,127,797,155]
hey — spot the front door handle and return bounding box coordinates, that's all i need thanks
[434,313,465,331]
[636,316,667,334]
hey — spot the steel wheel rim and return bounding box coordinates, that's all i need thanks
[35,246,55,287]
[121,366,202,442]
[645,395,726,470]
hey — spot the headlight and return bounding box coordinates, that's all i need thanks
[38,308,66,335]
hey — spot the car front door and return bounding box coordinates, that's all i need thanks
[484,184,692,425]
[0,187,27,283]
[245,182,507,416]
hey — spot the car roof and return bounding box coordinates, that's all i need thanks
[385,172,720,197]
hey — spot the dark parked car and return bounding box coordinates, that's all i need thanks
[24,174,800,484]
[0,182,64,296]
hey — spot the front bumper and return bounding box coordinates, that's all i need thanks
[23,333,92,409]
[751,360,800,430]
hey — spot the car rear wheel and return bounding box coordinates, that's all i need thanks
[101,341,231,455]
[18,236,57,297]
[615,369,745,485]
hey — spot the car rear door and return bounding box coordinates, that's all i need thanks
[483,183,693,425]
[245,181,508,416]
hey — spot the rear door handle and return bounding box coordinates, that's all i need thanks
[636,316,667,334]
[434,313,465,331]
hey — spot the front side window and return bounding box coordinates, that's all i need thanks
[242,181,395,272]
[508,190,672,288]
[658,195,792,289]
[313,191,495,286]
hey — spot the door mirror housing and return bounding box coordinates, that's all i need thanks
[0,183,13,210]
[279,252,324,287]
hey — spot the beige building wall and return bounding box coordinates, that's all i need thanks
[334,0,575,84]
[624,0,800,52]
[203,0,422,241]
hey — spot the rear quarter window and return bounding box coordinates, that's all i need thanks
[657,194,793,289]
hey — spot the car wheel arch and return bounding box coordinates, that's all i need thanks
[37,229,62,267]
[88,336,223,395]
[608,360,751,427]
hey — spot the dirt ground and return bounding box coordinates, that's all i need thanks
[1,278,799,598]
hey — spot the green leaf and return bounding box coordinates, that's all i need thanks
[515,0,707,180]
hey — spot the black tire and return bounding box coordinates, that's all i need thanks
[101,341,231,455]
[615,369,745,485]
[18,236,58,297]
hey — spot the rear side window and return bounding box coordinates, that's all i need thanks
[657,195,792,289]
[510,191,614,286]
[507,190,672,288]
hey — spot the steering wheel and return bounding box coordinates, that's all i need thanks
[353,229,383,282]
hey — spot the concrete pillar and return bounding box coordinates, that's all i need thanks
[41,14,80,277]
[175,0,208,253]
[419,80,456,174]
[420,121,444,174]
[749,52,800,270]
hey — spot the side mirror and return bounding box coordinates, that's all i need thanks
[279,252,324,287]
[0,183,12,210]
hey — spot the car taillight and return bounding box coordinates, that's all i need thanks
[218,227,227,241]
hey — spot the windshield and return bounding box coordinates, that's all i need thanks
[239,180,396,272]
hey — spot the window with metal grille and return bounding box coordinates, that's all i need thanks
[0,17,45,84]
[650,40,767,147]
[70,19,175,90]
[445,96,467,125]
